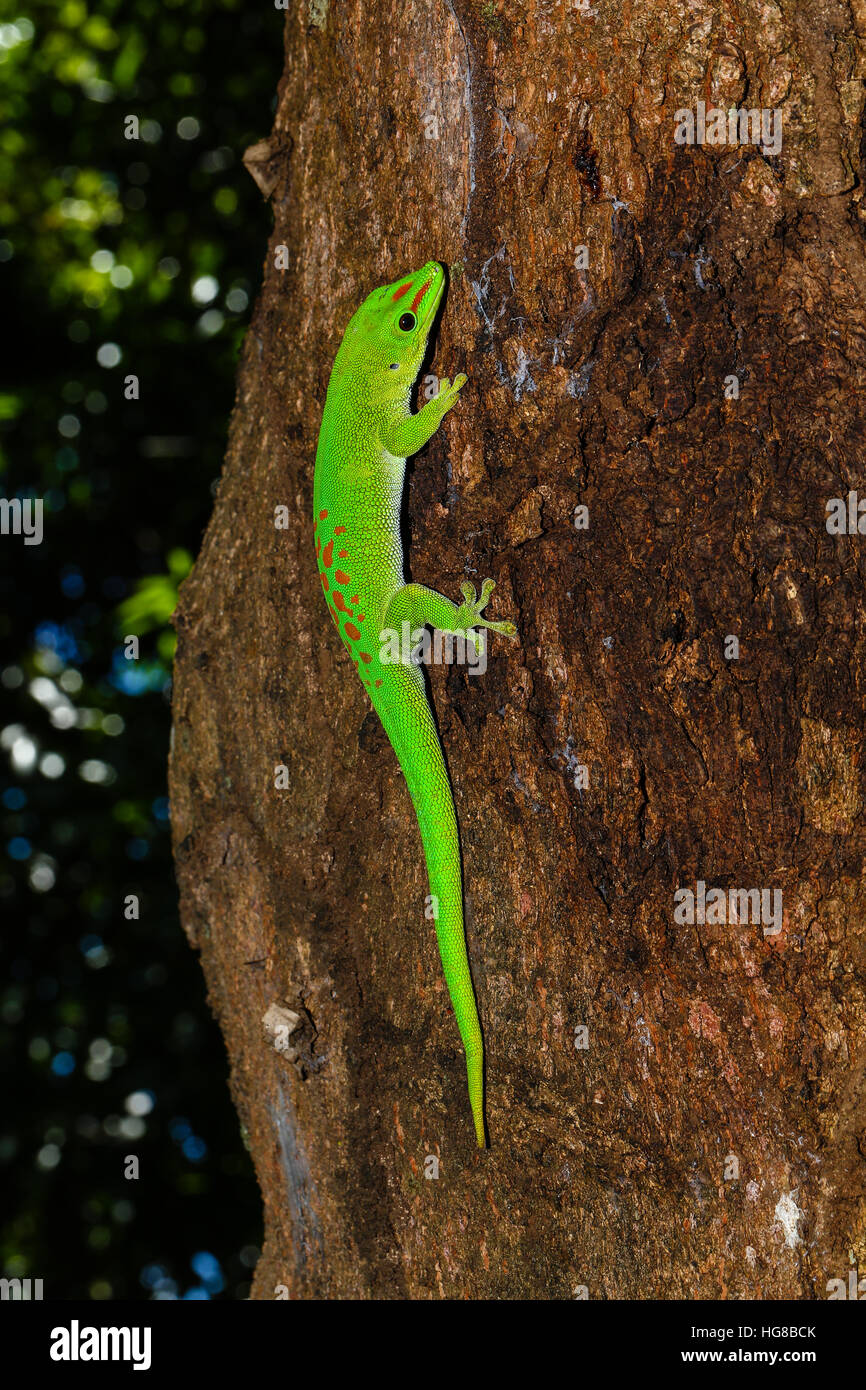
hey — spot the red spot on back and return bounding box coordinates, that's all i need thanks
[319,510,328,520]
[333,593,353,614]
[334,526,346,535]
[375,679,382,688]
[334,569,351,585]
[344,622,361,641]
[322,540,334,568]
[411,278,431,313]
[321,574,329,591]
[338,549,348,559]
[360,652,372,664]
[392,281,413,302]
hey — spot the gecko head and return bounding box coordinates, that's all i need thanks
[336,260,446,401]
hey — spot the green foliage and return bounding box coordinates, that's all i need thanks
[478,1,505,41]
[117,548,192,659]
[0,0,281,1300]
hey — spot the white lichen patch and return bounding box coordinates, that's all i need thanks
[774,1191,803,1249]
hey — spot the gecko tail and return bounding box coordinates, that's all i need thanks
[416,789,488,1149]
[379,678,487,1149]
[467,1049,487,1149]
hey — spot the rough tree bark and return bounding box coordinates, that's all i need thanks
[169,0,866,1298]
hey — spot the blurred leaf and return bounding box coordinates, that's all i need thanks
[115,550,191,635]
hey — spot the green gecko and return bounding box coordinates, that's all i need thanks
[313,259,517,1148]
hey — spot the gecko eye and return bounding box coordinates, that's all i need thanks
[398,312,416,332]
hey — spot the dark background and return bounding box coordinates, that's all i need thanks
[0,0,282,1299]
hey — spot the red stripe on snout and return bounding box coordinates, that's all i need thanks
[410,278,431,313]
[392,282,413,301]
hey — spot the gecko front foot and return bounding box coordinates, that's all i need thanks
[456,579,518,645]
[437,373,467,404]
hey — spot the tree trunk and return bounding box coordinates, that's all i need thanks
[169,1,866,1298]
